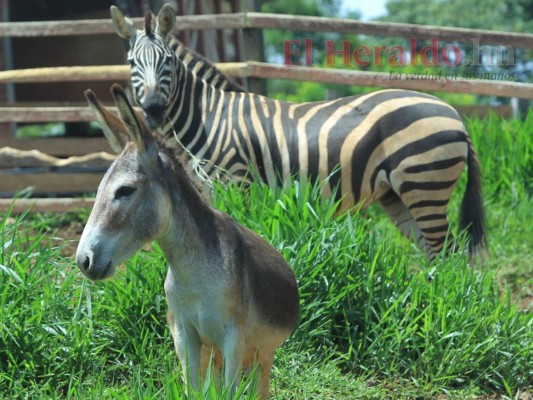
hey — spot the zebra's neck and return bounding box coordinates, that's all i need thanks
[170,37,246,92]
[159,58,255,184]
[160,60,216,145]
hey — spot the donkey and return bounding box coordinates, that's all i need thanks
[75,84,300,399]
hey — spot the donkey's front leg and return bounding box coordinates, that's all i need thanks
[177,323,203,391]
[167,308,202,391]
[165,271,202,391]
[221,327,245,396]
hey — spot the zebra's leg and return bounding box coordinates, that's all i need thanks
[380,189,454,260]
[378,190,427,251]
[407,198,454,261]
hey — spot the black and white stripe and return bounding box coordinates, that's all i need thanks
[115,7,486,260]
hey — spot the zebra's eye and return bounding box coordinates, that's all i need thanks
[114,186,136,200]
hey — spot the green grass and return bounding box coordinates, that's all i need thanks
[1,112,532,399]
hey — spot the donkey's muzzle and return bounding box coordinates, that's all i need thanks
[76,250,114,281]
[142,90,166,129]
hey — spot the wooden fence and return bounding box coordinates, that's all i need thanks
[1,12,533,208]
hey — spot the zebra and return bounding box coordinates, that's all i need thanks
[110,4,486,261]
[110,5,245,121]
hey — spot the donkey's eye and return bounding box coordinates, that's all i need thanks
[115,186,136,200]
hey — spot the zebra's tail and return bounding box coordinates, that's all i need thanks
[459,136,487,258]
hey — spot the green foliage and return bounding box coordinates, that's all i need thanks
[1,114,532,398]
[383,0,533,32]
[16,123,65,138]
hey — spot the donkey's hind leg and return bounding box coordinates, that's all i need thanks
[258,352,274,400]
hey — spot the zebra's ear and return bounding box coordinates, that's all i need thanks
[155,3,176,37]
[110,5,138,40]
[84,89,128,154]
[110,84,157,157]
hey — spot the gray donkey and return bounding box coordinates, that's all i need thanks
[76,84,300,399]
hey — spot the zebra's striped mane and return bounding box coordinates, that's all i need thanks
[168,35,247,93]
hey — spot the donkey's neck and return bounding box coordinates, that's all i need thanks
[155,148,221,270]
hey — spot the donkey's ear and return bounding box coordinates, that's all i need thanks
[110,5,138,40]
[84,89,128,153]
[155,3,176,37]
[110,84,156,155]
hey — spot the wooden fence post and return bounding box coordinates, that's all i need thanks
[0,0,14,139]
[241,0,267,95]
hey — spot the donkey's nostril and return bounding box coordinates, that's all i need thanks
[81,255,91,271]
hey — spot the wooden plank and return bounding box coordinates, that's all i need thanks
[0,147,115,168]
[0,106,96,122]
[0,19,116,37]
[0,65,129,83]
[0,13,532,49]
[0,171,104,194]
[244,12,533,49]
[0,63,247,83]
[1,62,531,102]
[0,138,112,156]
[0,197,95,213]
[247,62,533,99]
[0,14,245,37]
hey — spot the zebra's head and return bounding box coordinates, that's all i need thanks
[111,4,177,129]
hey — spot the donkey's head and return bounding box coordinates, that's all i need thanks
[76,85,173,280]
[110,4,177,129]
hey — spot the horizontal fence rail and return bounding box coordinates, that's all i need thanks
[0,64,247,83]
[0,147,114,168]
[0,138,110,156]
[1,12,533,49]
[1,63,532,126]
[0,198,96,213]
[246,62,533,99]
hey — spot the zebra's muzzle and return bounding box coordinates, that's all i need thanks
[142,91,166,129]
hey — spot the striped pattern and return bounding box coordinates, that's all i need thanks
[120,15,486,261]
[128,32,244,110]
[171,39,245,92]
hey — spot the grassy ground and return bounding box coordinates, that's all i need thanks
[0,113,532,399]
